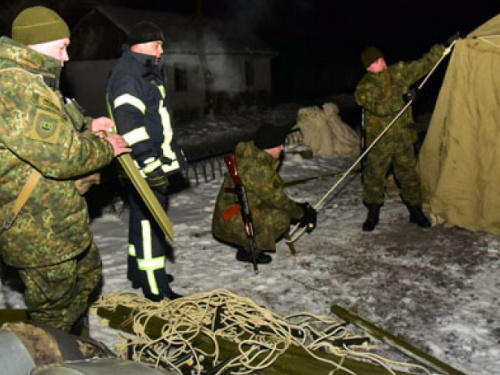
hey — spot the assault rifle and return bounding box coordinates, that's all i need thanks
[223,155,258,274]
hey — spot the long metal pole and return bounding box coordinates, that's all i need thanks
[331,304,467,375]
[288,42,456,244]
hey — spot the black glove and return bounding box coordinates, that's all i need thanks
[159,155,173,165]
[445,33,460,47]
[145,167,169,194]
[402,88,418,104]
[299,202,317,233]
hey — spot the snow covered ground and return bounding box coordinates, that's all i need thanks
[93,151,499,374]
[2,120,500,374]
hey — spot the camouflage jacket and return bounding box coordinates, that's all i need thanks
[355,44,445,153]
[0,37,115,268]
[212,141,303,247]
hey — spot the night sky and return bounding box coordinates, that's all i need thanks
[109,0,498,62]
[0,0,498,101]
[2,0,497,62]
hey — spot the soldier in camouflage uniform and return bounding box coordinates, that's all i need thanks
[355,43,446,232]
[212,125,317,265]
[0,7,130,332]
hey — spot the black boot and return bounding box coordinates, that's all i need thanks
[362,204,381,232]
[236,247,272,264]
[131,274,173,289]
[408,205,431,228]
[145,289,183,302]
[70,314,90,337]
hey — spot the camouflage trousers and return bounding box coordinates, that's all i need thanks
[18,241,102,332]
[363,146,422,206]
[216,208,291,254]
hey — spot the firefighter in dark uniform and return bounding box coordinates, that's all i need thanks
[107,22,186,300]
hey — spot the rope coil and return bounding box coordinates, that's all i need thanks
[93,289,432,375]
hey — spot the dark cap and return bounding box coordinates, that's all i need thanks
[361,46,384,69]
[128,21,164,45]
[254,124,289,150]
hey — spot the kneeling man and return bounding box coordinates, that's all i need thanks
[212,124,317,265]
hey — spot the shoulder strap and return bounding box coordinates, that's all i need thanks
[0,170,41,234]
[0,67,58,234]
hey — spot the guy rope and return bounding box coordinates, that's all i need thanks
[287,40,458,245]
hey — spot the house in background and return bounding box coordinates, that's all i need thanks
[65,6,277,119]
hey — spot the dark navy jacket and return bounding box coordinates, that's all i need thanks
[107,47,184,176]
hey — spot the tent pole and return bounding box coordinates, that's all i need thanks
[288,43,457,244]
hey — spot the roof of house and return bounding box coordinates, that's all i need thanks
[72,6,276,58]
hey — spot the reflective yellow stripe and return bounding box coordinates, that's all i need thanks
[159,105,172,147]
[156,85,174,161]
[144,158,162,173]
[140,220,158,294]
[131,158,146,178]
[128,244,136,256]
[161,159,180,174]
[158,86,166,97]
[114,94,146,114]
[157,87,179,173]
[123,127,149,146]
[137,256,165,270]
[159,102,178,174]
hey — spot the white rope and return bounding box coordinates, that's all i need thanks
[93,290,431,374]
[475,35,500,48]
[288,41,457,243]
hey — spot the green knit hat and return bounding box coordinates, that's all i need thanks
[12,6,70,45]
[360,46,384,69]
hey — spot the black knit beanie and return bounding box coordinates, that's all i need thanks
[254,124,289,150]
[128,21,164,45]
[360,46,384,69]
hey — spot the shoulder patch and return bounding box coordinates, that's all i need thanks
[28,109,62,143]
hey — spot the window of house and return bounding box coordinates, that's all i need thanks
[245,60,255,87]
[174,63,188,92]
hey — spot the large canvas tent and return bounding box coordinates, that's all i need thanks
[419,14,500,235]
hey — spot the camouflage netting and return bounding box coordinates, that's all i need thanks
[93,289,432,375]
[291,103,359,157]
